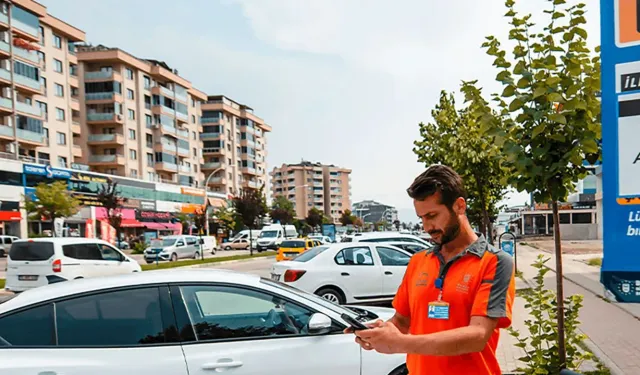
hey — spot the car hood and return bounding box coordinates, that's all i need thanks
[348,305,396,321]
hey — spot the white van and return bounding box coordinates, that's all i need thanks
[5,238,141,293]
[256,224,299,252]
[143,235,202,263]
[230,230,261,242]
[198,236,217,255]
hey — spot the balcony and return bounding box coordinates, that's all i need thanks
[177,127,189,138]
[202,162,222,170]
[89,154,125,165]
[176,92,188,103]
[15,101,42,118]
[0,125,12,139]
[84,70,120,81]
[176,111,188,123]
[240,138,256,147]
[200,132,221,140]
[85,92,122,103]
[87,133,125,146]
[0,41,9,58]
[70,98,80,111]
[151,86,175,99]
[69,75,79,88]
[73,145,82,158]
[208,177,227,185]
[154,142,177,153]
[178,146,189,156]
[13,74,42,95]
[71,121,81,135]
[17,128,46,146]
[0,97,11,114]
[179,165,191,173]
[87,113,123,124]
[13,47,39,65]
[245,180,258,189]
[155,161,178,172]
[242,167,257,175]
[10,17,39,42]
[203,147,224,155]
[201,117,220,124]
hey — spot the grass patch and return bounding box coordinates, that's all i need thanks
[587,258,602,267]
[141,251,276,271]
[0,279,4,289]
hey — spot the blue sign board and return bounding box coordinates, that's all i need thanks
[23,164,72,179]
[322,224,336,243]
[600,0,640,302]
[501,240,514,257]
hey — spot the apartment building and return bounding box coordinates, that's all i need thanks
[352,200,399,225]
[201,95,271,196]
[0,0,85,165]
[76,45,207,187]
[270,161,352,223]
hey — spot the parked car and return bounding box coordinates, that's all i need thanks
[143,235,202,264]
[276,239,322,262]
[0,235,19,257]
[257,224,298,251]
[343,232,432,248]
[309,235,333,244]
[221,238,250,250]
[198,236,217,255]
[4,238,141,293]
[271,243,412,305]
[380,241,432,254]
[0,270,407,375]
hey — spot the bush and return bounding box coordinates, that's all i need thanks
[509,255,596,374]
[132,242,147,255]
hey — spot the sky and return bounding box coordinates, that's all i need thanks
[41,0,601,223]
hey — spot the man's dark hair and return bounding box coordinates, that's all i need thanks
[407,164,467,208]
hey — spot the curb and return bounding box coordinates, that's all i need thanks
[190,256,275,268]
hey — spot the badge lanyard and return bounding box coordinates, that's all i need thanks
[428,263,453,320]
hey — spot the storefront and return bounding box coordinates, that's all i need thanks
[136,210,181,241]
[0,209,21,236]
[23,164,73,236]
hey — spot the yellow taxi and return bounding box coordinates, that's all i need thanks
[276,238,321,262]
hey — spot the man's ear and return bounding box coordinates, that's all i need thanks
[454,197,467,215]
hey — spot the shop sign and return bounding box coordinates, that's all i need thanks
[0,211,21,221]
[71,171,109,183]
[137,210,172,222]
[181,187,206,197]
[23,164,72,179]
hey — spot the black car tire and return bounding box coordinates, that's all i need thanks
[170,253,178,262]
[315,287,346,305]
[0,249,4,257]
[388,364,408,375]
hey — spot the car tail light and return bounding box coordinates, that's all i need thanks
[52,259,62,273]
[284,269,306,282]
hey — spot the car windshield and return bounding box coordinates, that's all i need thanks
[260,230,278,238]
[280,240,305,248]
[292,246,328,262]
[152,238,176,247]
[9,242,54,261]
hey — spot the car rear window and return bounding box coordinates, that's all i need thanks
[293,246,328,262]
[280,240,305,248]
[9,242,55,261]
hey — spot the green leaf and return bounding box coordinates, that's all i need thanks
[547,93,565,103]
[583,139,598,153]
[502,85,516,97]
[532,124,545,138]
[552,11,565,19]
[517,77,530,89]
[533,87,547,98]
[549,133,566,142]
[549,113,567,124]
[509,98,525,112]
[496,71,511,82]
[546,77,562,86]
[575,27,588,39]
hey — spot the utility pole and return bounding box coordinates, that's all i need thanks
[7,1,19,159]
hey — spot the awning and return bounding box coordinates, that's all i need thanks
[120,219,144,228]
[0,211,21,222]
[208,197,225,208]
[143,222,169,231]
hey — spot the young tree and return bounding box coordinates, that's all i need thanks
[232,187,268,255]
[353,217,364,231]
[192,206,207,260]
[482,0,601,366]
[96,180,129,248]
[212,205,236,234]
[174,213,191,234]
[339,209,356,226]
[25,181,80,237]
[305,207,324,232]
[270,196,296,224]
[413,83,509,242]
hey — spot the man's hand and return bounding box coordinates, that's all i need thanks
[352,320,406,354]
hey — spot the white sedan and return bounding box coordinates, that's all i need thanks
[271,243,412,305]
[0,269,407,375]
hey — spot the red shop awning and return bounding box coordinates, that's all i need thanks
[120,219,144,228]
[143,222,169,231]
[0,211,21,221]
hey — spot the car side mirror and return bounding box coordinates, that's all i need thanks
[307,313,333,335]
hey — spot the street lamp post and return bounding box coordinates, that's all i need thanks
[204,167,225,236]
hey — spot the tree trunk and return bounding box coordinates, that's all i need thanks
[51,215,57,237]
[552,200,567,369]
[249,225,254,256]
[476,179,490,241]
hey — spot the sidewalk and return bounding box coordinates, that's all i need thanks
[510,244,640,375]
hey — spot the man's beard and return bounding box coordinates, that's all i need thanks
[430,212,461,245]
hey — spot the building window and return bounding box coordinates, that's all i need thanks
[129,149,137,160]
[58,156,67,168]
[56,108,65,121]
[192,131,196,140]
[56,132,66,145]
[53,59,63,73]
[38,26,45,45]
[191,98,195,107]
[125,68,133,80]
[147,153,153,165]
[129,129,136,140]
[127,89,134,100]
[37,51,45,67]
[37,101,47,120]
[40,77,46,93]
[193,147,197,157]
[143,75,151,89]
[53,34,62,49]
[130,169,138,178]
[146,134,153,147]
[54,83,64,97]
[191,115,196,124]
[128,109,135,120]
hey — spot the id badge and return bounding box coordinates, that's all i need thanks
[428,301,450,320]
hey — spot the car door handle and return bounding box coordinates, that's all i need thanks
[202,360,244,370]
[341,272,350,276]
[385,271,393,275]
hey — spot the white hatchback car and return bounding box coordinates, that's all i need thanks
[0,269,407,375]
[5,238,141,293]
[271,243,412,305]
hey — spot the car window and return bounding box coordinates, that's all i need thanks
[62,243,102,260]
[376,246,410,266]
[293,246,328,262]
[9,241,54,261]
[281,240,305,248]
[3,238,12,245]
[180,285,320,341]
[0,304,54,346]
[407,244,427,253]
[98,244,123,261]
[56,287,165,346]
[176,240,185,247]
[335,246,374,266]
[186,237,197,246]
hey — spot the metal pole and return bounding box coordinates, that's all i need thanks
[7,1,18,160]
[203,166,224,236]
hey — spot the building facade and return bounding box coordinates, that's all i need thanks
[0,0,85,167]
[201,95,271,196]
[76,45,207,187]
[270,161,351,223]
[352,200,398,225]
